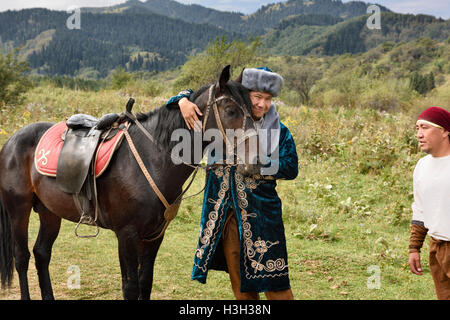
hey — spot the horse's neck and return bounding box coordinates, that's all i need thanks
[139,112,199,200]
[158,156,197,205]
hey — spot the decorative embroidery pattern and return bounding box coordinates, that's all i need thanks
[243,174,264,190]
[194,166,288,280]
[36,149,50,166]
[234,172,288,279]
[195,166,231,271]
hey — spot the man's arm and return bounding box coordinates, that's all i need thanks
[262,124,298,180]
[408,164,428,275]
[409,223,428,275]
[165,89,193,108]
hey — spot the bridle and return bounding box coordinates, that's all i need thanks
[122,83,258,241]
[202,83,257,163]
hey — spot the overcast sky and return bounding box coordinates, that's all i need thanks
[0,0,448,19]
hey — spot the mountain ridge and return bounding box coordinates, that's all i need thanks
[86,0,391,35]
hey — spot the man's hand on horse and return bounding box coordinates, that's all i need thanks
[179,97,203,132]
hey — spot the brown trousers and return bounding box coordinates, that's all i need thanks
[222,209,294,300]
[429,237,450,300]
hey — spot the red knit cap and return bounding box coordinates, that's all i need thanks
[417,106,450,132]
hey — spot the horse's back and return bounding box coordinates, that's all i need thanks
[1,122,54,155]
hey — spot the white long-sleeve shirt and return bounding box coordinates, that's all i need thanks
[412,154,450,241]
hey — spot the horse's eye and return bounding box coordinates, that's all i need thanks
[225,107,236,117]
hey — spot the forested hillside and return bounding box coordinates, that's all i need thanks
[265,37,450,111]
[98,0,246,33]
[0,0,448,77]
[242,0,389,34]
[0,8,234,77]
[264,12,450,55]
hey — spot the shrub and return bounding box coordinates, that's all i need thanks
[359,86,399,111]
[409,71,435,95]
[174,36,262,91]
[110,66,132,89]
[322,89,347,108]
[0,48,32,106]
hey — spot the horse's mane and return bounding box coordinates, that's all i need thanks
[135,102,189,153]
[134,81,252,153]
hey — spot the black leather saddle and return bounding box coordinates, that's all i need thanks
[56,113,120,194]
[55,100,134,236]
[56,113,124,233]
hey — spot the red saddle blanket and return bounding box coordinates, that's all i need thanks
[34,121,125,178]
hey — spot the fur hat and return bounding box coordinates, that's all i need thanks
[242,67,283,97]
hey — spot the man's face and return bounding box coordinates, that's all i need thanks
[249,91,273,120]
[416,121,449,155]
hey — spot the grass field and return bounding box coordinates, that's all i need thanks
[1,80,448,300]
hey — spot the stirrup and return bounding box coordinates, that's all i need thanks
[75,214,100,238]
[73,193,100,238]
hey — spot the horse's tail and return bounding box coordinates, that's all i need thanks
[0,194,14,289]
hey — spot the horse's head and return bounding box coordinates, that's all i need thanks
[192,65,261,175]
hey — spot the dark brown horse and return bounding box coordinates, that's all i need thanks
[0,66,257,300]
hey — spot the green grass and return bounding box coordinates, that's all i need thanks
[0,177,436,300]
[0,82,443,300]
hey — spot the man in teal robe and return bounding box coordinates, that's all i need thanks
[166,67,298,299]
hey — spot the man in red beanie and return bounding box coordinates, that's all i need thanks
[408,106,450,299]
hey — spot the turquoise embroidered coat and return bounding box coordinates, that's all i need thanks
[192,122,298,292]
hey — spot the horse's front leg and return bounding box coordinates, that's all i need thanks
[116,226,140,300]
[138,236,164,300]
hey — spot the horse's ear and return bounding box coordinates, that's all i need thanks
[218,65,231,93]
[234,68,245,83]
